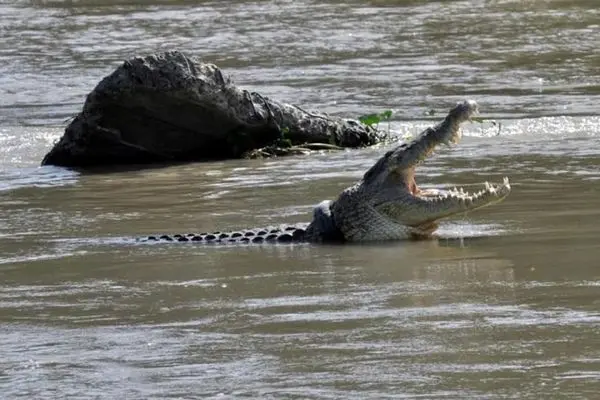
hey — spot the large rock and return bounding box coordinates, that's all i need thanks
[42,51,380,168]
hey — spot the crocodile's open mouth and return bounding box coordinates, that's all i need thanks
[360,99,511,239]
[404,128,511,206]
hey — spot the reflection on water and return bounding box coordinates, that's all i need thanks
[1,0,600,398]
[2,232,600,398]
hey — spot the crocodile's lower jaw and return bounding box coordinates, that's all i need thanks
[415,177,512,205]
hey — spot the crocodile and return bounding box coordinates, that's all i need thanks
[143,99,511,244]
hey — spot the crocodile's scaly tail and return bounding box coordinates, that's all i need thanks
[139,224,308,244]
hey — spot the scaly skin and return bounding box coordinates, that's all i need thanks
[143,100,511,244]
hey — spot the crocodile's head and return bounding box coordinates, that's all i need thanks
[329,100,511,241]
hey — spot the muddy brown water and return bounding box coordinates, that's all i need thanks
[1,1,600,399]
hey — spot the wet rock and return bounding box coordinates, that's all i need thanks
[41,51,380,168]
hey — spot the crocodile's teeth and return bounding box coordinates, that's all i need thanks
[485,181,491,190]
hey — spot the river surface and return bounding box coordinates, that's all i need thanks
[1,1,600,399]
